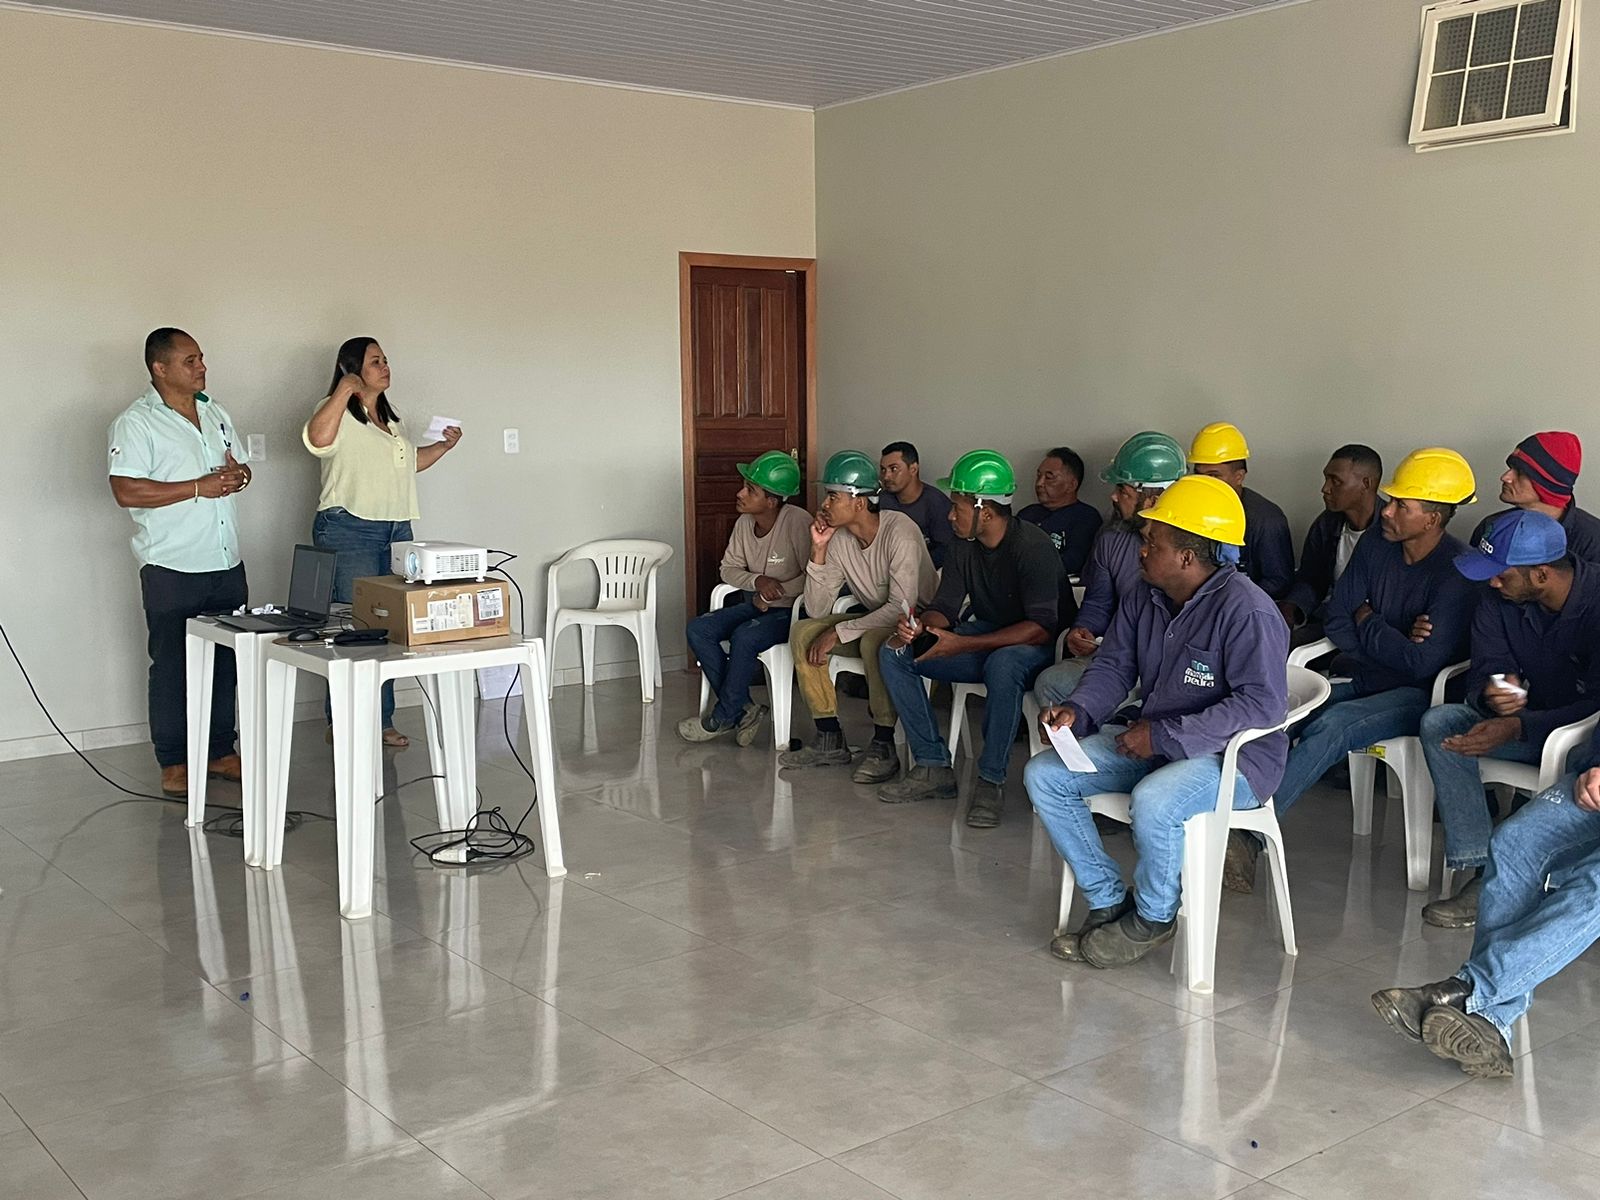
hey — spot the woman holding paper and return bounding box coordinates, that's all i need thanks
[304,336,463,746]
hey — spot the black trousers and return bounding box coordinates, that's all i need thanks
[139,563,249,767]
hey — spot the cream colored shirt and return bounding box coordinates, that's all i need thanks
[803,510,938,642]
[302,402,421,522]
[720,504,812,607]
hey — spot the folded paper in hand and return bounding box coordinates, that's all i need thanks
[422,415,462,444]
[1046,719,1097,773]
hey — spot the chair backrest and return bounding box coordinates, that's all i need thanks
[561,539,674,611]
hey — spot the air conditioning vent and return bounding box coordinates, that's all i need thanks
[1409,0,1577,149]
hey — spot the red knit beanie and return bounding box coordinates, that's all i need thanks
[1509,431,1582,508]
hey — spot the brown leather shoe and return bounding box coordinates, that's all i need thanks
[207,754,243,782]
[160,764,188,797]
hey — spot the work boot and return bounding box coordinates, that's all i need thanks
[677,713,736,744]
[734,703,768,748]
[1423,1006,1514,1078]
[160,764,188,798]
[877,764,959,804]
[1050,893,1134,961]
[207,754,242,782]
[1422,875,1483,929]
[1223,831,1261,894]
[965,780,1005,828]
[779,730,851,769]
[1370,975,1473,1043]
[851,740,900,784]
[1079,909,1177,969]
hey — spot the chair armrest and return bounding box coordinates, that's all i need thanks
[831,596,858,614]
[1286,637,1335,668]
[1538,710,1600,789]
[708,583,738,610]
[1431,661,1470,706]
[1215,721,1290,816]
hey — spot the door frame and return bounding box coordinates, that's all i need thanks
[678,251,817,629]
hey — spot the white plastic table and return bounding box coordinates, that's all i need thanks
[185,617,333,863]
[259,634,565,919]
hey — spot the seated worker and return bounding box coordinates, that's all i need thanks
[1231,448,1479,891]
[1035,432,1185,706]
[876,449,1072,827]
[1417,511,1600,929]
[1018,446,1102,578]
[680,451,811,745]
[1280,444,1382,645]
[1187,422,1295,602]
[1372,757,1600,1078]
[780,450,937,784]
[1470,432,1600,565]
[877,440,954,567]
[1025,474,1290,968]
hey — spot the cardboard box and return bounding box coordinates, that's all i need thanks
[353,575,511,646]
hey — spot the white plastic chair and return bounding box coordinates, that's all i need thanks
[545,539,673,702]
[1053,664,1331,994]
[696,583,798,749]
[1289,637,1464,892]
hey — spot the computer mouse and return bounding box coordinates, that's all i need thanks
[288,629,322,643]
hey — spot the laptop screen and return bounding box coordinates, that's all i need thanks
[287,545,338,617]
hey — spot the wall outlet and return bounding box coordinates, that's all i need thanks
[246,433,266,461]
[503,429,520,454]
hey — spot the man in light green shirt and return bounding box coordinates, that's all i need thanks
[108,328,251,796]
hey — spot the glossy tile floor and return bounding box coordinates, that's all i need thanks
[3,674,1598,1199]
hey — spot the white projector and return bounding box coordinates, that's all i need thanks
[391,541,490,585]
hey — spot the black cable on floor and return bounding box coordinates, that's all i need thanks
[408,670,539,867]
[0,619,336,837]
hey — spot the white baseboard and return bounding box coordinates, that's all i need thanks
[0,655,687,763]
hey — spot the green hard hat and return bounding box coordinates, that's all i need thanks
[737,450,802,498]
[819,450,880,495]
[1100,431,1185,488]
[938,449,1017,500]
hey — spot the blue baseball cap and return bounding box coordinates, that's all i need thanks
[1453,510,1568,581]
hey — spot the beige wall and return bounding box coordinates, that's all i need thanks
[0,8,813,755]
[816,0,1600,535]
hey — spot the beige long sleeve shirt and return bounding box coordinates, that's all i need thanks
[803,509,938,641]
[720,503,812,606]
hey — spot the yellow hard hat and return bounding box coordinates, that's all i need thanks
[1139,474,1247,546]
[1383,447,1477,506]
[1188,422,1251,465]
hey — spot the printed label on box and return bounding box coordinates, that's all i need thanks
[412,616,431,635]
[426,597,472,631]
[476,589,504,622]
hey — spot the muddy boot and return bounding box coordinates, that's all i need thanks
[778,729,851,769]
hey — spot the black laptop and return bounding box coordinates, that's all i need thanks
[213,545,338,633]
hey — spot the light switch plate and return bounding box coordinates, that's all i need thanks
[246,433,266,461]
[503,429,520,454]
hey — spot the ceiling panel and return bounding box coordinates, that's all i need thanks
[16,0,1299,107]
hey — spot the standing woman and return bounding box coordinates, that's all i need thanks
[304,337,462,746]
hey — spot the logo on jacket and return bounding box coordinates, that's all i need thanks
[1183,659,1217,688]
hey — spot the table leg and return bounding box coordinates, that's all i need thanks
[332,660,380,919]
[519,639,565,877]
[235,636,263,851]
[420,674,449,826]
[258,658,298,869]
[185,634,215,826]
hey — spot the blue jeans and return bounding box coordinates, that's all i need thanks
[1033,657,1090,707]
[1421,702,1545,870]
[877,621,1054,785]
[312,507,414,730]
[1460,777,1600,1045]
[1274,681,1430,817]
[1024,733,1260,923]
[685,599,792,725]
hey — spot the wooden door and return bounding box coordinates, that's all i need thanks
[680,258,813,623]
